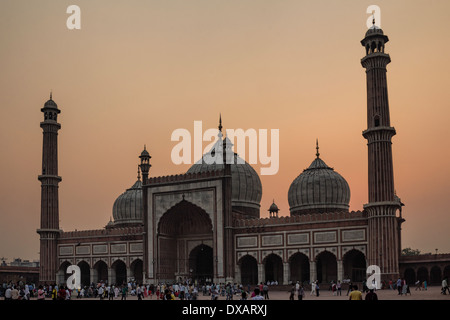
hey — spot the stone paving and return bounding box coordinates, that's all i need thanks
[38,285,448,301]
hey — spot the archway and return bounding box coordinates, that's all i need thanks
[289,252,310,284]
[316,251,337,284]
[430,266,442,285]
[112,260,127,286]
[131,259,143,284]
[77,261,90,287]
[239,255,258,285]
[157,199,213,282]
[57,261,72,286]
[93,260,108,284]
[444,265,450,279]
[343,249,366,282]
[417,267,429,283]
[404,268,416,285]
[264,254,283,283]
[189,244,213,284]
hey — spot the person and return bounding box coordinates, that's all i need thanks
[57,286,66,300]
[24,284,30,300]
[310,280,316,296]
[365,289,378,301]
[401,282,408,296]
[441,278,449,295]
[11,286,19,300]
[389,279,393,290]
[4,286,12,300]
[65,286,71,300]
[315,281,320,297]
[289,285,295,300]
[121,285,128,300]
[164,289,174,300]
[423,280,427,291]
[263,283,269,299]
[346,282,353,296]
[349,285,362,300]
[298,284,305,301]
[137,285,143,300]
[241,290,247,300]
[332,282,336,295]
[336,280,342,296]
[415,280,421,291]
[37,285,45,300]
[52,286,57,300]
[98,285,104,300]
[252,288,264,300]
[396,278,402,295]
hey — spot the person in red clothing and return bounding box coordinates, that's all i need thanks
[365,289,378,301]
[58,286,66,300]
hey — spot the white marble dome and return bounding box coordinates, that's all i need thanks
[288,151,350,215]
[187,136,262,218]
[112,179,143,226]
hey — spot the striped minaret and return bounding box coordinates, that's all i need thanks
[361,22,404,281]
[37,93,62,284]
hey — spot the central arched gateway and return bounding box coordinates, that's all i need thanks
[189,244,214,284]
[157,199,213,283]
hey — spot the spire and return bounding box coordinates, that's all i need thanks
[316,139,320,158]
[372,12,375,26]
[50,91,52,100]
[218,113,223,140]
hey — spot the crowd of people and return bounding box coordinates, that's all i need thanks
[1,276,449,300]
[0,280,271,301]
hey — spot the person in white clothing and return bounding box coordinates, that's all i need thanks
[310,281,316,296]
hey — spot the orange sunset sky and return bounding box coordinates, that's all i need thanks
[0,0,449,262]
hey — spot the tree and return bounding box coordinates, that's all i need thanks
[401,248,421,256]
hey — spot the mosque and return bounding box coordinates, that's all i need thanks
[37,22,450,287]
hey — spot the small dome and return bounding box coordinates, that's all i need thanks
[288,150,350,215]
[44,98,58,108]
[365,24,384,37]
[187,136,262,218]
[140,147,150,158]
[268,201,279,213]
[112,179,143,226]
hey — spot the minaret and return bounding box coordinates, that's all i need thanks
[37,93,62,284]
[139,146,151,282]
[361,20,403,280]
[139,145,151,185]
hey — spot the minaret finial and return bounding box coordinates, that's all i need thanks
[218,113,223,132]
[144,144,146,151]
[372,12,375,26]
[50,90,52,100]
[316,139,320,158]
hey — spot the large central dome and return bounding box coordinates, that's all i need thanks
[288,144,350,215]
[187,133,262,218]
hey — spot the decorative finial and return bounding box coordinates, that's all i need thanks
[218,113,223,132]
[182,193,185,201]
[137,165,141,181]
[372,12,375,26]
[50,90,52,100]
[316,139,320,158]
